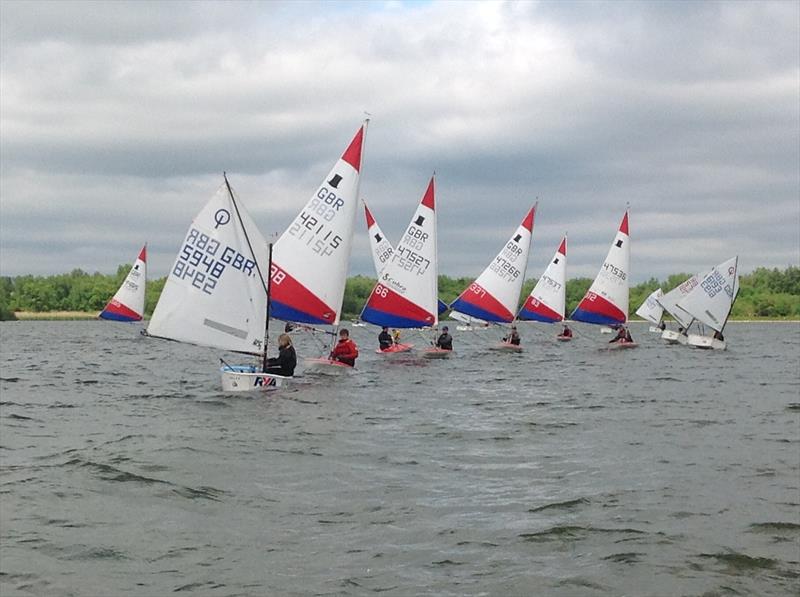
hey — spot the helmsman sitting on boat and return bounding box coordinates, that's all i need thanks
[378,326,394,351]
[502,326,521,346]
[609,326,634,344]
[558,324,573,339]
[436,326,453,350]
[330,328,359,366]
[263,334,297,377]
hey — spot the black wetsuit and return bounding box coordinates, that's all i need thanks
[264,345,296,376]
[436,332,453,350]
[378,330,393,350]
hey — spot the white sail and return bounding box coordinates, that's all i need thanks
[270,123,366,327]
[364,200,394,275]
[657,270,710,329]
[676,256,739,332]
[635,288,664,325]
[99,245,147,322]
[147,179,270,355]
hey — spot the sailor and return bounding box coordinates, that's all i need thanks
[392,329,401,343]
[560,324,573,338]
[503,326,521,346]
[378,326,394,351]
[263,334,296,377]
[610,326,628,343]
[436,326,453,350]
[658,321,666,331]
[330,328,359,366]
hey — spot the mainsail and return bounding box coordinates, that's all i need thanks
[361,176,438,328]
[147,178,270,355]
[635,288,664,325]
[572,210,630,325]
[99,244,147,322]
[450,205,536,323]
[675,256,739,332]
[271,122,367,326]
[518,235,567,323]
[657,271,709,329]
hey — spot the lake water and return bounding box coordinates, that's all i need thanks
[1,321,798,596]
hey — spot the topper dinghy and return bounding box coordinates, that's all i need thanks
[571,209,637,349]
[99,245,147,322]
[518,235,570,341]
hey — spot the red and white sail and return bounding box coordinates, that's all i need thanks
[449,205,536,323]
[364,200,395,275]
[572,210,630,326]
[99,245,147,322]
[271,122,367,326]
[361,176,438,328]
[518,235,567,323]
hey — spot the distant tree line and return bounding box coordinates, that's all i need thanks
[1,266,798,321]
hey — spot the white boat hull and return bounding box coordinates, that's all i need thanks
[421,347,453,359]
[648,326,663,333]
[661,329,684,344]
[304,357,354,375]
[220,365,290,392]
[686,334,726,350]
[600,327,613,334]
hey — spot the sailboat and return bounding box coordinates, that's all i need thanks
[518,235,568,340]
[146,176,284,391]
[656,271,708,344]
[361,175,441,356]
[271,122,367,373]
[571,209,636,349]
[364,201,414,353]
[676,256,739,350]
[449,204,536,351]
[99,245,147,322]
[635,288,665,333]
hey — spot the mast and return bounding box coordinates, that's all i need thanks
[264,242,273,372]
[223,172,271,364]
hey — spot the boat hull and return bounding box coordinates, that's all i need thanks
[661,329,683,344]
[220,365,289,392]
[489,342,522,352]
[555,335,573,342]
[421,347,453,359]
[304,357,354,375]
[686,334,726,350]
[599,327,613,334]
[604,341,638,350]
[376,343,414,355]
[648,326,663,333]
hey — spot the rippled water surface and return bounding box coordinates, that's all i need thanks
[1,321,798,596]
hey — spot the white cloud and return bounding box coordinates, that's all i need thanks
[1,0,797,284]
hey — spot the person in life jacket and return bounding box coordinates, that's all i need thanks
[610,326,633,343]
[436,326,453,350]
[503,326,521,345]
[264,333,296,377]
[560,324,573,338]
[330,328,359,366]
[378,326,394,351]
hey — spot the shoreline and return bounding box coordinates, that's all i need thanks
[6,311,800,323]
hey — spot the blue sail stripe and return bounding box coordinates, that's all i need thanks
[449,298,509,323]
[571,307,625,326]
[361,306,431,329]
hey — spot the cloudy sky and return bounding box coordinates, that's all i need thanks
[1,0,798,283]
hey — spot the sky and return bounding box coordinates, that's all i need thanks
[1,0,798,283]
